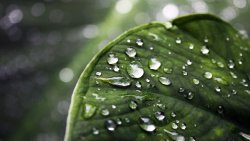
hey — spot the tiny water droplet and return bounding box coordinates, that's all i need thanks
[159,77,172,86]
[129,100,138,110]
[139,116,156,132]
[136,38,143,46]
[171,112,176,118]
[181,123,186,130]
[164,22,173,29]
[149,57,161,70]
[228,60,235,69]
[176,38,182,44]
[192,78,200,85]
[155,111,165,121]
[215,86,221,93]
[127,61,144,79]
[164,68,173,74]
[82,103,97,119]
[189,43,194,49]
[107,54,118,65]
[101,109,110,116]
[201,46,209,55]
[204,37,208,43]
[172,122,178,129]
[217,105,224,114]
[187,60,192,65]
[230,72,238,78]
[125,47,136,58]
[127,39,131,43]
[92,128,99,135]
[232,89,237,95]
[105,119,116,132]
[113,65,120,72]
[204,72,213,79]
[182,71,188,76]
[178,88,185,93]
[135,81,142,88]
[96,71,102,76]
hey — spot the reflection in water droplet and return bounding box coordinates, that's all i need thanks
[98,76,131,87]
[193,78,200,85]
[204,72,212,79]
[105,119,116,132]
[129,100,138,110]
[116,118,122,125]
[155,111,165,121]
[149,57,161,70]
[107,54,118,65]
[92,128,99,135]
[201,46,209,55]
[232,89,237,95]
[127,61,144,79]
[172,122,178,129]
[101,109,110,116]
[125,47,136,57]
[159,77,172,86]
[136,38,143,46]
[139,116,156,132]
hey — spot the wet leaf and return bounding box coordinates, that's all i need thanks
[65,14,250,141]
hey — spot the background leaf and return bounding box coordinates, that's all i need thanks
[65,14,250,141]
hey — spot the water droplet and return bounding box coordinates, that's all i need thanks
[215,86,221,93]
[149,57,161,70]
[187,60,192,65]
[231,89,237,95]
[127,39,131,43]
[164,68,173,74]
[204,37,208,43]
[192,78,200,85]
[230,72,238,78]
[172,122,178,129]
[101,109,110,116]
[178,88,185,93]
[116,118,122,125]
[176,37,182,44]
[105,119,116,132]
[189,43,194,49]
[204,72,212,79]
[129,100,138,110]
[182,71,188,76]
[82,103,97,119]
[228,60,235,69]
[190,137,196,141]
[171,112,176,118]
[181,123,186,130]
[107,54,118,65]
[96,71,102,76]
[155,111,165,121]
[139,116,156,132]
[159,77,172,86]
[111,105,116,109]
[92,128,99,135]
[135,81,142,88]
[217,105,224,114]
[125,47,136,57]
[136,38,143,46]
[217,62,224,68]
[127,61,144,79]
[201,46,209,55]
[187,92,194,100]
[98,76,131,87]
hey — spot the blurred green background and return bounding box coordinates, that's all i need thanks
[0,0,249,141]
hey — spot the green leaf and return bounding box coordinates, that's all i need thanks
[65,14,250,141]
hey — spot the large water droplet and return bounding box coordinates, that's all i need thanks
[129,100,138,110]
[154,111,165,121]
[98,76,131,87]
[159,77,172,86]
[82,103,97,119]
[187,60,192,65]
[113,65,120,72]
[189,43,194,49]
[139,116,156,132]
[105,119,116,132]
[201,46,209,55]
[136,38,143,46]
[107,54,118,65]
[127,61,144,79]
[126,47,136,58]
[204,72,213,79]
[171,112,176,118]
[101,109,110,116]
[149,57,161,70]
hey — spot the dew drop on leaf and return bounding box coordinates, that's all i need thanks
[228,60,235,69]
[171,112,176,118]
[135,81,142,88]
[139,116,156,132]
[217,105,224,114]
[192,78,200,85]
[127,61,144,79]
[82,103,97,119]
[164,68,173,74]
[159,77,172,86]
[149,57,161,70]
[215,86,221,93]
[136,38,143,46]
[154,111,165,121]
[105,119,116,132]
[101,109,110,116]
[187,59,192,65]
[107,54,118,65]
[204,72,213,79]
[181,122,186,130]
[176,38,182,44]
[129,100,138,110]
[92,128,99,135]
[95,71,102,76]
[201,46,209,55]
[125,47,136,58]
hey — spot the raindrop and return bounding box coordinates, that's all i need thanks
[187,92,194,100]
[154,111,165,121]
[182,71,188,76]
[82,103,97,119]
[107,54,118,65]
[192,78,200,85]
[201,46,209,55]
[125,47,136,58]
[204,72,213,79]
[135,81,142,88]
[171,112,176,118]
[228,60,235,69]
[217,105,224,114]
[101,109,110,116]
[172,122,178,129]
[217,62,224,68]
[187,60,192,65]
[129,100,138,110]
[136,38,143,46]
[105,119,116,132]
[139,116,156,132]
[176,38,182,44]
[204,37,208,43]
[98,76,131,87]
[178,88,185,93]
[232,89,237,95]
[127,61,144,79]
[215,86,221,93]
[159,77,172,86]
[164,68,173,74]
[181,123,186,130]
[189,44,194,49]
[96,71,102,76]
[113,65,120,72]
[149,57,161,70]
[116,118,122,125]
[92,128,99,135]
